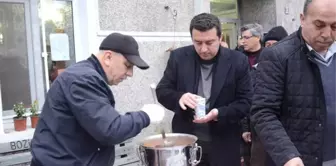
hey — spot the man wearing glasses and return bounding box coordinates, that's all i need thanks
[239,23,264,166]
[240,23,264,68]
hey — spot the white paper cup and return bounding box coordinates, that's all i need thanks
[195,96,206,118]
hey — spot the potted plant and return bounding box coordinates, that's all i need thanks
[30,100,39,128]
[13,102,27,131]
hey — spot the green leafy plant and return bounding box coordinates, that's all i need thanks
[13,102,27,119]
[30,100,39,116]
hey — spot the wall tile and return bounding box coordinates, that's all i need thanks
[275,0,304,34]
[239,0,276,32]
[98,0,194,32]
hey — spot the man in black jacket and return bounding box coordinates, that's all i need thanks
[238,23,264,166]
[248,25,289,166]
[263,26,288,48]
[251,0,336,166]
[156,13,252,166]
[30,33,165,166]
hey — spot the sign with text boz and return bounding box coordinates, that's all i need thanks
[0,139,31,154]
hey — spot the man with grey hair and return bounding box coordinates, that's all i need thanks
[240,23,264,166]
[240,23,263,68]
[241,24,263,50]
[251,0,336,165]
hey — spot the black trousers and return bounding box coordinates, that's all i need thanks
[241,140,251,166]
[197,141,212,166]
[195,140,241,166]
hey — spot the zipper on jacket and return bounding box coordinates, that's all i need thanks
[307,52,327,164]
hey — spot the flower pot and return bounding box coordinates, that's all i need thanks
[30,115,39,128]
[13,117,27,131]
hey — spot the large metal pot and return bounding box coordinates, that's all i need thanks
[136,133,202,166]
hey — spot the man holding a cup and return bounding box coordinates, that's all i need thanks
[156,13,252,166]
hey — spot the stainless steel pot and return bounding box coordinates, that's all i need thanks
[136,133,202,166]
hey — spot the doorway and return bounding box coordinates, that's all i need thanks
[221,21,239,49]
[210,0,240,49]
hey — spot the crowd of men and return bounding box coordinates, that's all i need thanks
[28,0,335,166]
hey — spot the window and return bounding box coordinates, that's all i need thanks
[210,0,240,49]
[0,0,78,134]
[0,2,33,111]
[0,0,76,114]
[39,0,76,89]
[222,22,238,49]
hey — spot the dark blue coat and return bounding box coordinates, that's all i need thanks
[30,55,150,166]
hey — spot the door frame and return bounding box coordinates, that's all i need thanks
[219,18,241,49]
[0,0,45,117]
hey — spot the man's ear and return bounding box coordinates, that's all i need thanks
[102,51,113,67]
[300,14,305,27]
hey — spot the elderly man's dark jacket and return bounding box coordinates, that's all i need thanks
[156,45,252,166]
[30,55,150,166]
[251,29,331,166]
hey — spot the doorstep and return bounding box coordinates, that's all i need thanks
[0,128,34,154]
[0,128,140,166]
[0,151,31,166]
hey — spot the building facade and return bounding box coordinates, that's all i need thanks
[0,0,305,165]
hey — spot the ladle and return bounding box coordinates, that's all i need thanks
[161,128,174,147]
[150,83,173,147]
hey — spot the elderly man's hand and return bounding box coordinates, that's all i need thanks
[193,108,218,123]
[141,104,165,123]
[284,157,304,166]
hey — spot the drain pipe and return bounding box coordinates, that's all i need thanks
[40,0,50,90]
[0,83,5,135]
